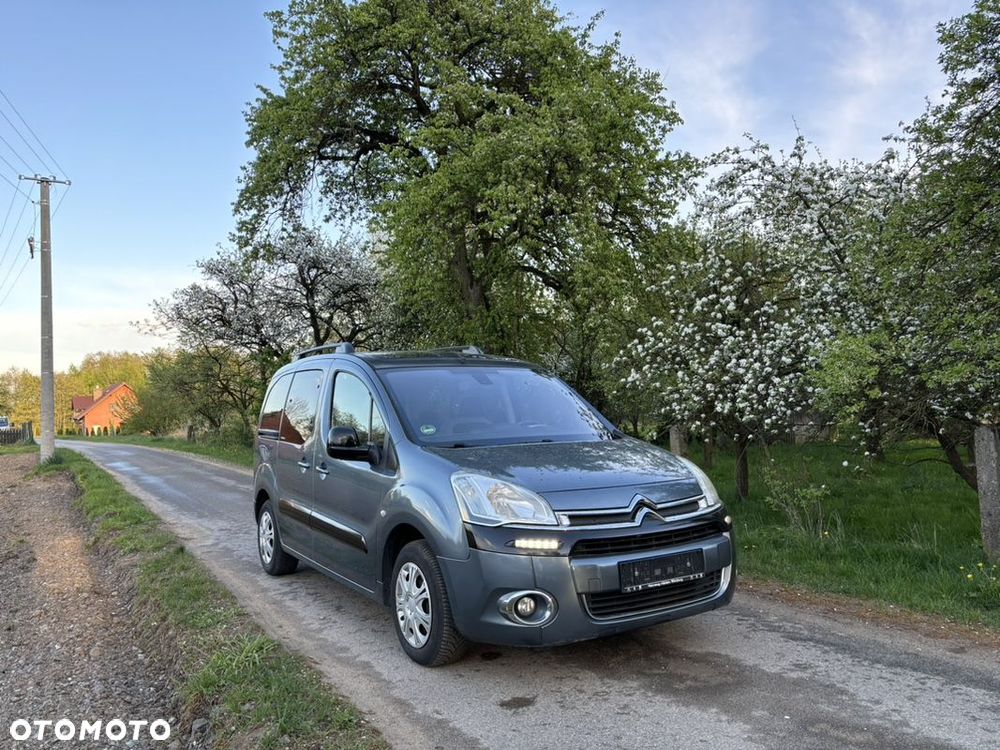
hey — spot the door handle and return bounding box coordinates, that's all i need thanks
[316,463,330,479]
[297,459,310,472]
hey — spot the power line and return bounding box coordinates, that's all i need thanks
[0,102,54,176]
[0,254,30,308]
[0,187,17,240]
[0,167,32,199]
[0,187,33,273]
[50,183,68,219]
[0,131,35,174]
[0,87,66,179]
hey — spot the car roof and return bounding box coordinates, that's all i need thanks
[355,350,534,370]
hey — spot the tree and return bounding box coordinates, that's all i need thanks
[237,0,691,385]
[621,138,901,500]
[151,228,389,363]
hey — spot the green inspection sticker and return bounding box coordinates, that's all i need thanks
[420,424,437,436]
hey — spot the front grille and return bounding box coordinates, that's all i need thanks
[570,520,723,558]
[562,500,701,527]
[584,569,723,620]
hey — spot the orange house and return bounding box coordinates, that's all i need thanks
[71,383,136,435]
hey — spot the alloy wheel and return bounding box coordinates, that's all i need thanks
[395,561,432,648]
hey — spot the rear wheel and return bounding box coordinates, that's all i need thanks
[257,500,298,576]
[391,540,467,666]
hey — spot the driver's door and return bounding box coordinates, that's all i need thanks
[310,367,395,591]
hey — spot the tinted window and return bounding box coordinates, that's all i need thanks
[279,370,323,445]
[259,373,292,434]
[380,366,615,447]
[332,372,387,447]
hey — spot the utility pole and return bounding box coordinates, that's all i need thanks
[20,174,70,462]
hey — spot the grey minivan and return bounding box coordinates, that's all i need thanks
[253,344,735,666]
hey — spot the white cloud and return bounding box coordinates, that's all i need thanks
[0,265,194,373]
[818,0,969,160]
[609,0,765,156]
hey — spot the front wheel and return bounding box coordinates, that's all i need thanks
[391,541,467,666]
[257,501,298,576]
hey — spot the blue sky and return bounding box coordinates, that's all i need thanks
[0,0,971,372]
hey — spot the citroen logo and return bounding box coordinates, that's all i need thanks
[632,496,671,525]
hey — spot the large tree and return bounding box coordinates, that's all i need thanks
[237,0,691,386]
[150,228,389,364]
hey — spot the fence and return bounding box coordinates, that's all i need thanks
[0,422,35,446]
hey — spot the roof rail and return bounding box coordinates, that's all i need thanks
[428,345,485,356]
[294,342,355,360]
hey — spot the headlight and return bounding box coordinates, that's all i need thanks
[678,457,722,508]
[450,472,557,526]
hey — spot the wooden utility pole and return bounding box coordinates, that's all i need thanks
[20,174,70,462]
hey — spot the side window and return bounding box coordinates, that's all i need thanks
[279,369,323,445]
[332,372,387,448]
[370,402,387,448]
[259,373,292,435]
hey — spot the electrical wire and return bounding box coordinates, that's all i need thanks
[0,168,31,199]
[0,102,54,176]
[0,131,35,174]
[0,254,30,307]
[0,87,66,179]
[0,187,18,240]
[0,187,33,273]
[51,183,69,219]
[0,191,38,309]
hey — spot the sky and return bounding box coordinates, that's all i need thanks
[0,0,972,373]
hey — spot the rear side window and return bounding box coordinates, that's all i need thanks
[259,373,292,435]
[279,369,324,445]
[332,371,386,448]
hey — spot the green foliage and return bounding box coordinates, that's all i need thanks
[238,0,692,399]
[126,349,263,441]
[762,462,841,541]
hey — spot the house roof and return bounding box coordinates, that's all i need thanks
[71,396,95,412]
[72,383,133,419]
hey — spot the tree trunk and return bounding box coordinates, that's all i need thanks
[936,428,978,490]
[735,433,750,502]
[975,426,1000,562]
[669,425,688,457]
[702,436,714,470]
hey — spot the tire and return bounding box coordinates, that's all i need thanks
[391,540,468,666]
[257,500,298,576]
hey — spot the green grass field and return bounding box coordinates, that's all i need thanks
[698,441,999,628]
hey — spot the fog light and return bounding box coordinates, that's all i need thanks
[513,538,559,551]
[724,515,732,526]
[515,596,536,618]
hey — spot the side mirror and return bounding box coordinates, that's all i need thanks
[327,426,379,463]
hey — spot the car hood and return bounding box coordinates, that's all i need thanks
[425,438,701,510]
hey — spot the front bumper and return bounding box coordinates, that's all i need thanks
[437,514,736,647]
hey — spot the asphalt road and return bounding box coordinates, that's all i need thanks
[59,440,1000,750]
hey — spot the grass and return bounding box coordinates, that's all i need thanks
[59,433,254,468]
[0,443,39,456]
[39,448,385,750]
[695,440,1000,629]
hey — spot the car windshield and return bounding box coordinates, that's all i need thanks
[379,366,617,447]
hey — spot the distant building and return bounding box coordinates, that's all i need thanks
[71,383,136,435]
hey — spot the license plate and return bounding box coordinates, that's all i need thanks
[619,550,705,593]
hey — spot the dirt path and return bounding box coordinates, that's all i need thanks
[0,454,181,748]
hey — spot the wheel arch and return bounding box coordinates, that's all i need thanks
[380,520,434,605]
